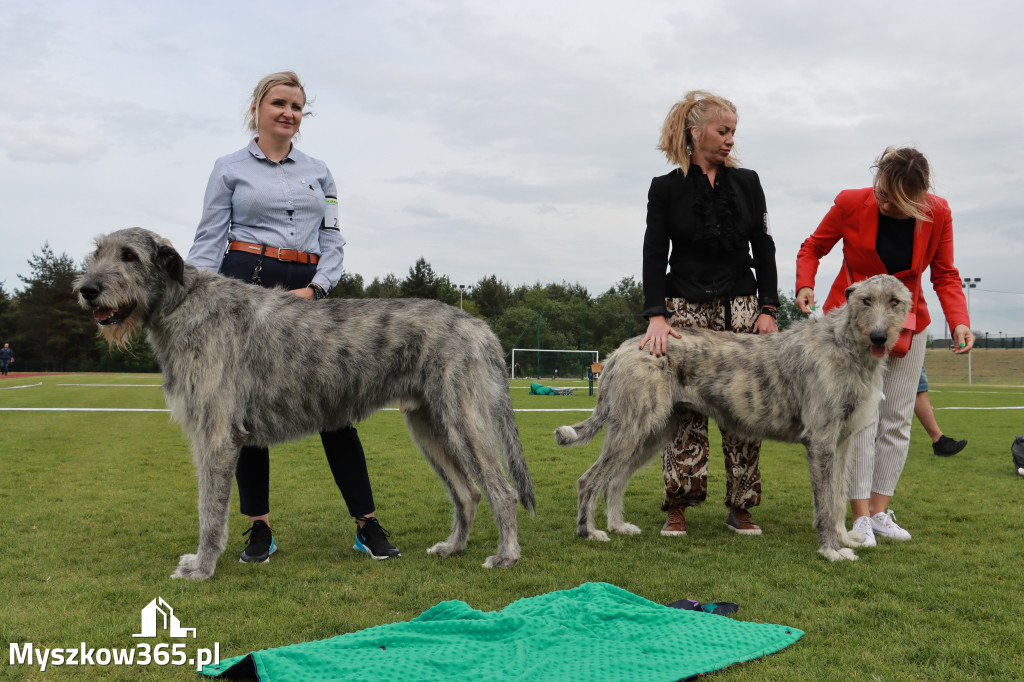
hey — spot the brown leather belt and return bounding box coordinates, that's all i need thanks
[228,241,319,265]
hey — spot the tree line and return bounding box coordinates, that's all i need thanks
[0,246,807,373]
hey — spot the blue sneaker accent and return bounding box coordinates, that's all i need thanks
[353,516,401,560]
[352,534,373,555]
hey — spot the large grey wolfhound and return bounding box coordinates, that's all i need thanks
[556,274,911,561]
[75,228,535,580]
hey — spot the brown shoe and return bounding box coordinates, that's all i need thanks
[726,508,762,535]
[661,507,688,536]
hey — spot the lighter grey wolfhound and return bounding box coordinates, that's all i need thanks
[75,228,534,580]
[556,274,911,561]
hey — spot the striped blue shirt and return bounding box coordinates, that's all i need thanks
[187,140,346,292]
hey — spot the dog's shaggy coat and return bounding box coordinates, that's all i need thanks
[75,228,535,580]
[556,274,912,561]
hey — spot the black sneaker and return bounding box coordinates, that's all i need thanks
[353,516,401,560]
[933,435,968,457]
[239,520,277,563]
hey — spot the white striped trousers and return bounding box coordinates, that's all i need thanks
[848,332,928,499]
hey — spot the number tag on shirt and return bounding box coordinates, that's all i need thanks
[325,195,339,229]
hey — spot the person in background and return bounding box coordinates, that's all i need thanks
[0,343,13,376]
[796,146,974,546]
[640,90,780,538]
[915,365,968,456]
[187,71,400,563]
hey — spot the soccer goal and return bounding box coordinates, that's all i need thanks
[510,349,599,380]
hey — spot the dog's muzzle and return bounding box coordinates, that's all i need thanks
[869,331,888,358]
[92,304,137,326]
[78,283,136,326]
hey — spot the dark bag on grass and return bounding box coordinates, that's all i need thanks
[1012,436,1024,473]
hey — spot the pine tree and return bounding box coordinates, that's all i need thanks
[13,244,98,369]
[400,258,440,299]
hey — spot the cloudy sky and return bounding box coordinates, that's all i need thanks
[2,0,1022,338]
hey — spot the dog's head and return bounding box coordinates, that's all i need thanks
[843,274,913,358]
[74,227,185,348]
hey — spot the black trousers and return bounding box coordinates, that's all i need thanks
[220,250,375,518]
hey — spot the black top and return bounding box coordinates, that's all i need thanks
[875,211,915,275]
[642,165,779,318]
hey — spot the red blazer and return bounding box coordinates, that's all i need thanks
[795,188,969,333]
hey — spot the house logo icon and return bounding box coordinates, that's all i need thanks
[132,597,197,638]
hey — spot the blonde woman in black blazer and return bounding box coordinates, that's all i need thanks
[640,90,780,538]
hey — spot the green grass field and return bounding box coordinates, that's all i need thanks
[2,351,1023,680]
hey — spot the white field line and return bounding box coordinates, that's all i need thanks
[0,406,597,413]
[57,384,163,387]
[934,406,1024,410]
[5,406,1022,413]
[0,407,171,412]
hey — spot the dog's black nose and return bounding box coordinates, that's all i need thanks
[870,331,888,346]
[79,284,101,302]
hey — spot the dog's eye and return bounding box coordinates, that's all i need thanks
[121,249,137,262]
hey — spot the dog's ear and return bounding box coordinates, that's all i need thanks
[844,281,859,301]
[157,244,185,285]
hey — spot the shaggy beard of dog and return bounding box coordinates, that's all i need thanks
[96,315,143,349]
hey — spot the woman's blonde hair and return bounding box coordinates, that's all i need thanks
[245,71,312,138]
[657,90,739,175]
[872,146,933,221]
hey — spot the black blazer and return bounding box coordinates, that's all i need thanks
[642,166,779,318]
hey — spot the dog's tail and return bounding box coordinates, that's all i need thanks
[497,393,536,514]
[554,399,608,447]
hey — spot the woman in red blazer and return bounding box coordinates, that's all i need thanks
[795,147,974,547]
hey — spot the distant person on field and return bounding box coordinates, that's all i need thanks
[915,365,967,456]
[0,343,13,376]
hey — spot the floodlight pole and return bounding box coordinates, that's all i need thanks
[962,277,980,384]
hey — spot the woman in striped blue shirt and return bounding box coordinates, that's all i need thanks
[187,71,401,563]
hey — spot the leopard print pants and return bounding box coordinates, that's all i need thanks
[660,295,763,512]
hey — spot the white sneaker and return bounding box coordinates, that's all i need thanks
[851,516,876,547]
[871,509,912,541]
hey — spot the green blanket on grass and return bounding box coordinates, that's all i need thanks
[200,582,802,681]
[529,381,555,395]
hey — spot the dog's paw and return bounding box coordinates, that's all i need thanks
[426,541,459,557]
[171,554,214,580]
[819,547,858,562]
[609,522,642,536]
[842,529,867,547]
[580,529,610,542]
[554,426,579,446]
[482,554,519,569]
[176,553,198,569]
